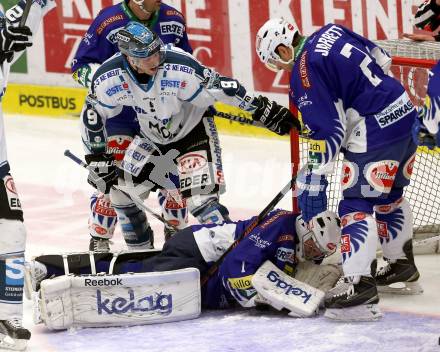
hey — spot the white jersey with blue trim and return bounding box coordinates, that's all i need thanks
[0,0,56,175]
[90,45,260,145]
[290,24,417,174]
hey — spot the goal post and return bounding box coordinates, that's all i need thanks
[290,39,440,254]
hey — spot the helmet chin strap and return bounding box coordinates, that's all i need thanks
[132,0,154,16]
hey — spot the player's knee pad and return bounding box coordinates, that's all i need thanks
[89,192,117,240]
[187,195,230,224]
[0,220,26,318]
[113,204,153,249]
[374,197,413,260]
[0,252,24,319]
[338,207,377,277]
[157,189,188,230]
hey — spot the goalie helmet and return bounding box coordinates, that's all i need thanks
[295,211,341,261]
[256,18,299,71]
[117,22,165,62]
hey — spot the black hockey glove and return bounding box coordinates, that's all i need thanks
[253,96,301,136]
[85,153,118,194]
[0,22,32,64]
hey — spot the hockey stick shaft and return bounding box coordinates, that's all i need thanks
[19,0,33,26]
[214,110,265,128]
[200,176,296,286]
[64,149,178,231]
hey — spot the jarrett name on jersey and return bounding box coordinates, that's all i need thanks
[290,24,417,170]
[90,46,260,145]
[71,0,192,75]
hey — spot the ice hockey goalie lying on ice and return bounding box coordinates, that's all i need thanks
[25,210,342,330]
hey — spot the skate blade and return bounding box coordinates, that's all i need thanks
[0,335,28,351]
[324,304,383,322]
[378,281,423,295]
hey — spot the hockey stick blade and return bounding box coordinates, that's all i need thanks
[19,0,33,26]
[64,149,178,231]
[200,176,296,286]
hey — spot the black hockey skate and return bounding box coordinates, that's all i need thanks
[376,240,423,295]
[0,320,31,351]
[324,261,382,321]
[324,275,382,321]
[89,236,111,252]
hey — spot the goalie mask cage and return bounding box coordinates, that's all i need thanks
[290,39,440,242]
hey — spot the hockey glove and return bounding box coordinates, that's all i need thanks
[297,171,328,223]
[0,23,32,64]
[411,112,438,149]
[85,153,118,194]
[253,96,300,135]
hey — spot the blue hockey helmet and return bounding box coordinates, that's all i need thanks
[117,21,165,62]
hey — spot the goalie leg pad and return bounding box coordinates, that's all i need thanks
[251,261,324,318]
[294,262,342,293]
[36,268,201,330]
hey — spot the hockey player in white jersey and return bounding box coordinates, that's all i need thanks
[0,0,56,349]
[86,22,296,251]
[255,19,422,322]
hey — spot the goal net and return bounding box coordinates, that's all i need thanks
[291,39,440,250]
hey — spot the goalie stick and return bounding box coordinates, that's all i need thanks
[200,175,296,286]
[64,149,178,231]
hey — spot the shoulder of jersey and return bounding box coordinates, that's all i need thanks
[92,54,126,89]
[159,3,186,23]
[92,3,128,34]
[162,45,207,80]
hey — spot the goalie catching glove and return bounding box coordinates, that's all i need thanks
[85,153,118,194]
[253,96,300,135]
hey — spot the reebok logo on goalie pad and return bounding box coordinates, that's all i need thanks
[85,278,122,286]
[96,289,172,315]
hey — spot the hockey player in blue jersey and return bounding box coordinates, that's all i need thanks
[71,0,193,252]
[26,210,341,321]
[83,22,295,255]
[255,19,422,321]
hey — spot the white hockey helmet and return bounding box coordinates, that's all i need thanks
[256,18,299,71]
[295,211,341,261]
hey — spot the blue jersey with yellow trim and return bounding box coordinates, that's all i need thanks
[200,210,298,309]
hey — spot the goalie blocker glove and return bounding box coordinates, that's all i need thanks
[0,17,32,64]
[252,96,300,135]
[85,153,118,194]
